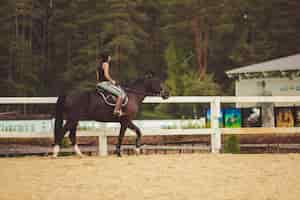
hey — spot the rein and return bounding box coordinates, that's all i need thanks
[122,87,160,97]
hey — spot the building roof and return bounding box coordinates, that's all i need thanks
[226,54,300,76]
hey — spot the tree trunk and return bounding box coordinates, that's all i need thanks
[191,16,204,80]
[202,27,209,79]
[20,14,25,87]
[8,14,14,81]
[67,39,71,66]
[117,45,121,77]
[42,3,49,91]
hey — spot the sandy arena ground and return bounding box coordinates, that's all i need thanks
[0,154,300,200]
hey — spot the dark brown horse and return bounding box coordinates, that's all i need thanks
[53,76,169,157]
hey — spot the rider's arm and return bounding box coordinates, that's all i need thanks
[103,63,116,84]
[96,70,99,82]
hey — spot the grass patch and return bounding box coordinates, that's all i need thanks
[224,135,240,153]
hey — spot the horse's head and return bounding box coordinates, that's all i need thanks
[144,74,170,99]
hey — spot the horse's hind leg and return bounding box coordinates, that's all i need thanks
[69,122,84,157]
[115,120,129,157]
[128,121,142,155]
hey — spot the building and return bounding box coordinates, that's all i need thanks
[227,53,300,97]
[226,53,300,127]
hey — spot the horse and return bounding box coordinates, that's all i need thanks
[53,76,170,157]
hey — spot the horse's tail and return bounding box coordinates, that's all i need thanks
[54,95,65,145]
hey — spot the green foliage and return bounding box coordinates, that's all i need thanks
[59,138,73,158]
[139,110,173,120]
[164,41,189,95]
[224,135,240,154]
[183,73,221,96]
[159,41,221,118]
[61,137,71,148]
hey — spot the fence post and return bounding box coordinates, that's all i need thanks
[211,97,221,153]
[98,133,108,156]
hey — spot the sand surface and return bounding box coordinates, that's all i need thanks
[0,154,300,200]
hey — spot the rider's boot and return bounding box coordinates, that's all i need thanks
[114,97,125,117]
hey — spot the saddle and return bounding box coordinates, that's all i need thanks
[96,87,128,107]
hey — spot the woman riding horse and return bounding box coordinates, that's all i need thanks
[53,73,169,157]
[96,53,126,117]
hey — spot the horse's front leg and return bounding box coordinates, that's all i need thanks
[115,120,128,157]
[128,121,142,155]
[53,120,75,158]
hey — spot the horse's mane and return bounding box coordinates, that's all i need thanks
[123,78,145,88]
[119,78,146,94]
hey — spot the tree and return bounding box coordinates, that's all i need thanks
[227,0,300,69]
[183,73,221,96]
[0,0,14,82]
[164,41,189,95]
[161,0,227,79]
[99,0,148,81]
[135,0,166,76]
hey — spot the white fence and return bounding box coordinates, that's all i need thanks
[1,96,300,156]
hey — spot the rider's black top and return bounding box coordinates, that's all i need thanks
[97,62,109,82]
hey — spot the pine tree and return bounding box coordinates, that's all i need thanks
[133,0,166,76]
[161,0,226,79]
[0,0,15,95]
[100,0,148,81]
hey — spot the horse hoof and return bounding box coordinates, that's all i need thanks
[134,148,141,155]
[115,150,122,157]
[53,145,60,158]
[76,153,85,158]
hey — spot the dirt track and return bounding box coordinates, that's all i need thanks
[0,154,300,200]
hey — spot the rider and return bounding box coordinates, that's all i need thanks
[96,53,126,116]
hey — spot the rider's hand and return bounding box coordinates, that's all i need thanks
[111,80,116,85]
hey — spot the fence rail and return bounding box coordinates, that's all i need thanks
[2,96,300,104]
[1,96,300,155]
